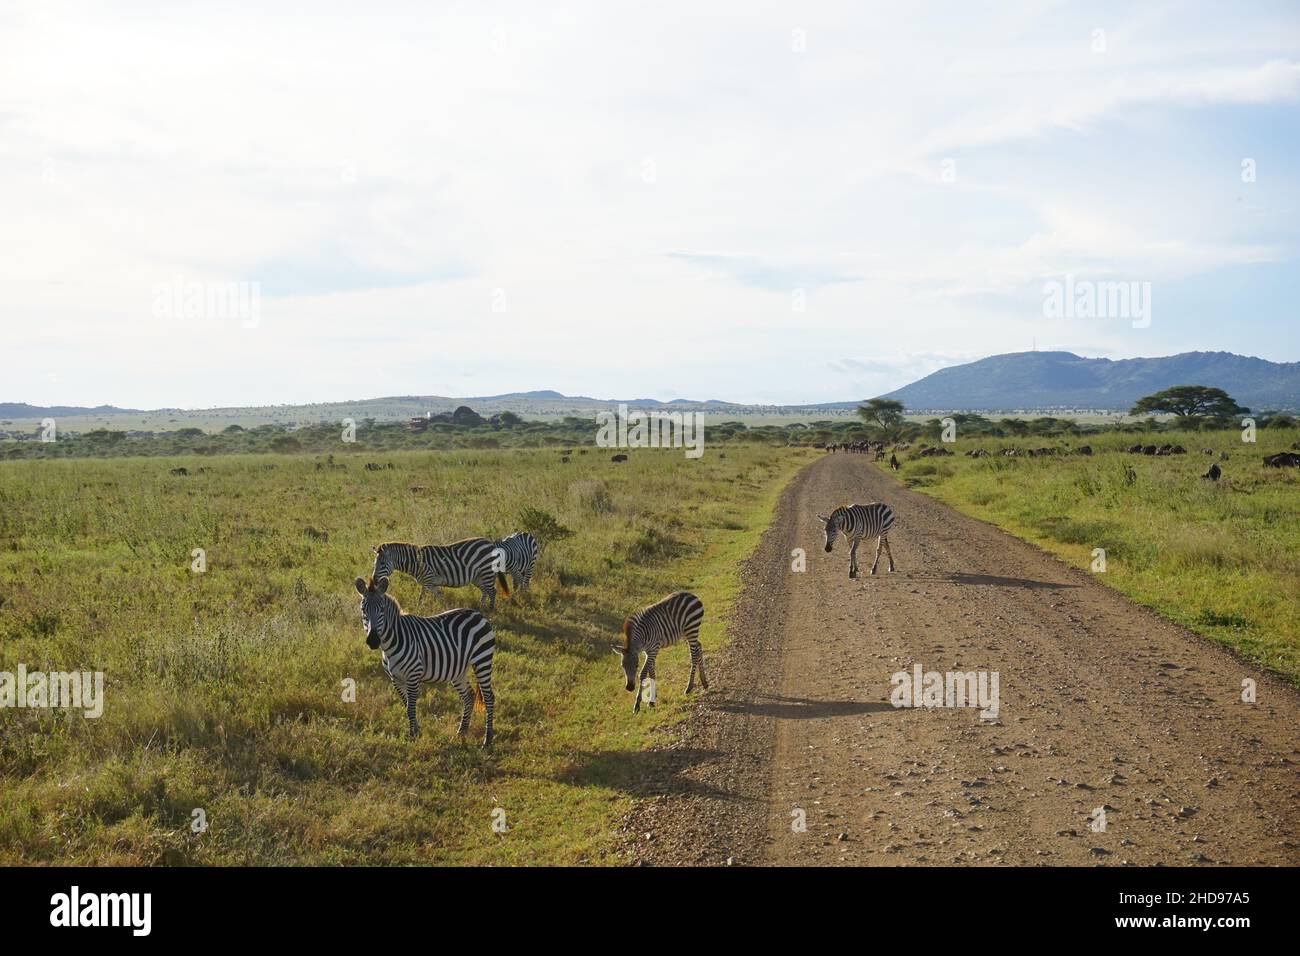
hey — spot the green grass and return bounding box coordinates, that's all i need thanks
[0,445,810,864]
[883,429,1300,684]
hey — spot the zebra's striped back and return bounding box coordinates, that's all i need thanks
[494,532,540,590]
[625,590,704,653]
[826,502,894,543]
[373,538,505,609]
[382,606,496,685]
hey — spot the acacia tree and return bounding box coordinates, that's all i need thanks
[856,397,906,441]
[1129,386,1249,420]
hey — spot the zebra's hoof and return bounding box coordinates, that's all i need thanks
[848,570,858,580]
[481,735,494,749]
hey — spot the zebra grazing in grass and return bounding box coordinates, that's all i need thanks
[611,591,706,713]
[372,539,508,610]
[355,576,496,746]
[817,503,896,579]
[493,532,540,593]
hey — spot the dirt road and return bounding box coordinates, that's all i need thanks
[621,452,1300,865]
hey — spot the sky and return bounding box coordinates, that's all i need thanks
[2,0,1299,408]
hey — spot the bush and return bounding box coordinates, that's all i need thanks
[517,506,573,543]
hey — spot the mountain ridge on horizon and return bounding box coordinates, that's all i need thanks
[5,350,1299,421]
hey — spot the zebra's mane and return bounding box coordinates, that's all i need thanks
[621,616,634,649]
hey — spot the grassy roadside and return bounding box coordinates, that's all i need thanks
[0,445,811,864]
[877,428,1300,686]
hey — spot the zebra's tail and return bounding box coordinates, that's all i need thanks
[471,680,485,714]
[496,572,511,598]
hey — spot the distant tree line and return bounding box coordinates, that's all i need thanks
[3,387,1290,461]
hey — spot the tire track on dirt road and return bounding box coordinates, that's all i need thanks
[621,452,1300,865]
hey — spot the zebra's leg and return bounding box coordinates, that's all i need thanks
[634,652,655,713]
[870,534,884,574]
[883,535,896,572]
[479,575,497,612]
[474,666,495,748]
[848,536,859,578]
[404,679,422,739]
[685,639,708,693]
[453,679,474,737]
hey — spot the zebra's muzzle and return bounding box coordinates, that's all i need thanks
[824,543,833,553]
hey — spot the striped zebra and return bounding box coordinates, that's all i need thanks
[372,539,508,610]
[493,531,540,593]
[611,591,706,713]
[354,575,496,746]
[817,502,896,579]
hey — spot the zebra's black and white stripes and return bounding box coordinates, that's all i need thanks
[493,531,540,593]
[817,502,896,578]
[355,576,496,746]
[611,591,706,713]
[372,539,508,610]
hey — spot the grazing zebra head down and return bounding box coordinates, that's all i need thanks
[356,575,394,649]
[611,591,708,712]
[371,542,415,583]
[613,624,638,692]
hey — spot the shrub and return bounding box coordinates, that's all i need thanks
[517,506,573,543]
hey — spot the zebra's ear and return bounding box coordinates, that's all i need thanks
[816,513,829,523]
[611,644,626,655]
[354,577,367,595]
[375,576,389,594]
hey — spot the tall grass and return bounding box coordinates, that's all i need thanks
[0,446,808,864]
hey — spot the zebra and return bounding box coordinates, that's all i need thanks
[493,531,540,593]
[817,503,896,579]
[354,575,497,746]
[372,539,508,610]
[611,591,706,713]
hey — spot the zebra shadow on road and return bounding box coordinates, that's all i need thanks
[554,747,752,802]
[711,693,894,720]
[902,572,1081,590]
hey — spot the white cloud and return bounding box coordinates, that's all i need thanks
[1,0,1298,406]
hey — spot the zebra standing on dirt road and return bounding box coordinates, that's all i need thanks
[612,591,707,713]
[817,503,896,579]
[372,539,508,610]
[493,531,540,593]
[354,575,497,746]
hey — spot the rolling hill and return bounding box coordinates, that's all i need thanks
[881,351,1300,413]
